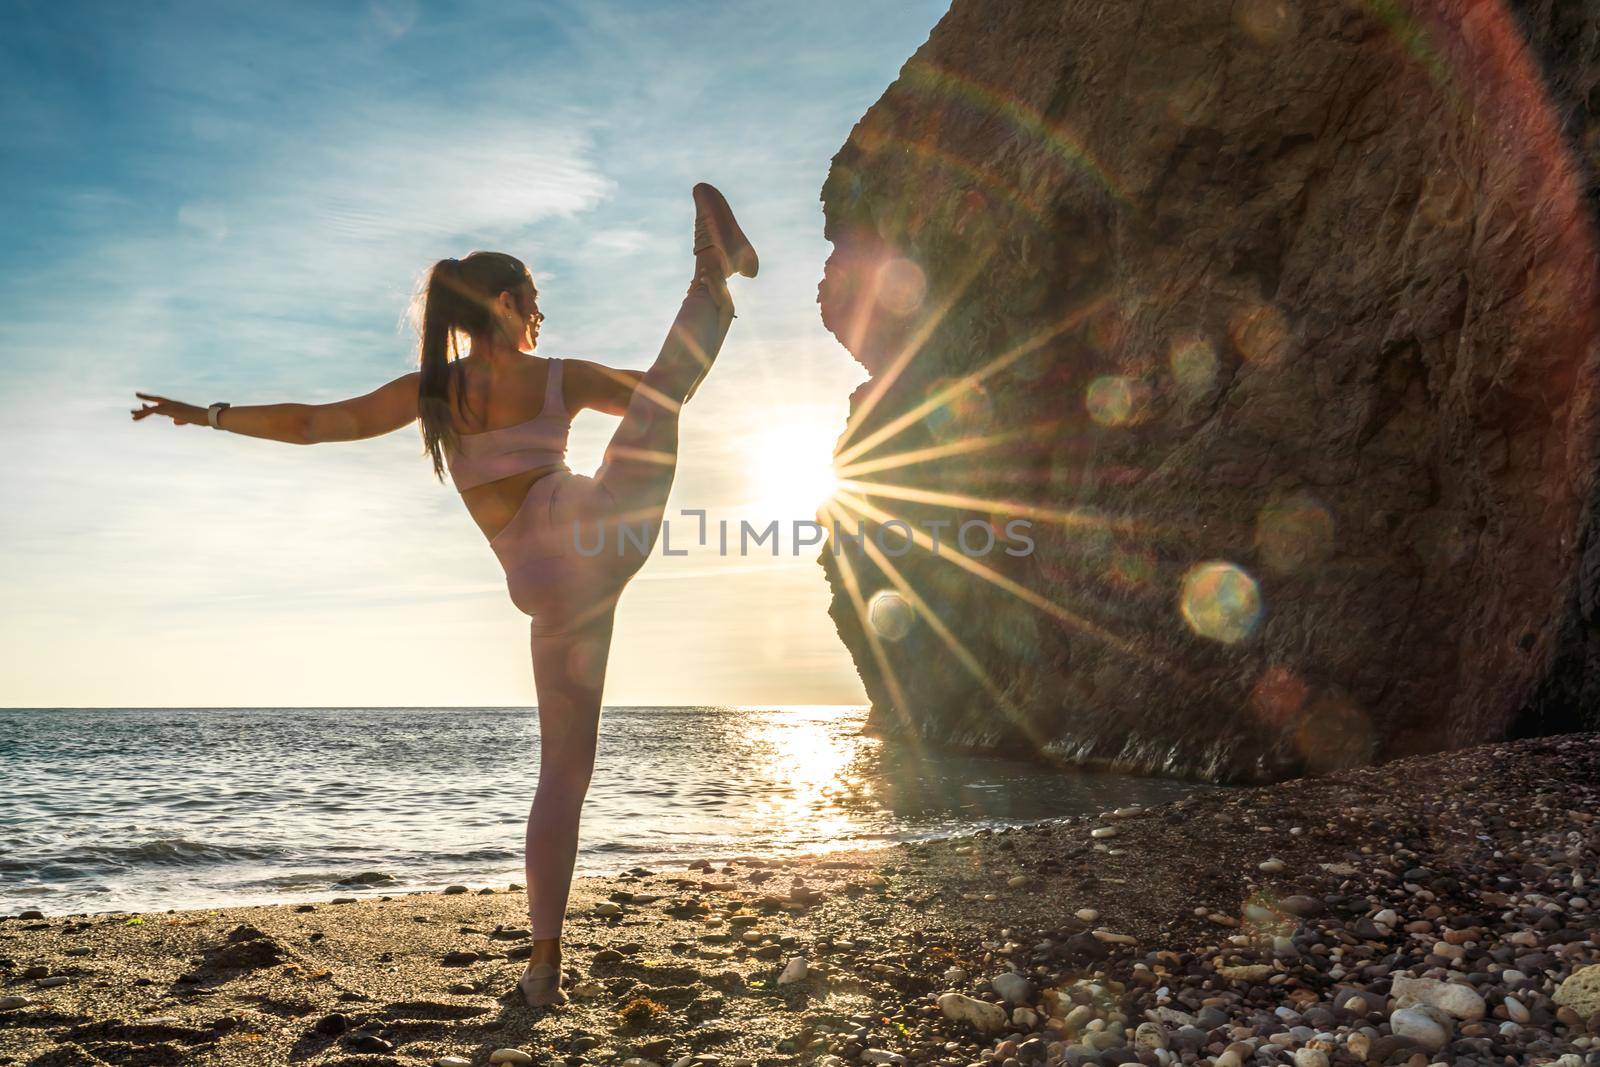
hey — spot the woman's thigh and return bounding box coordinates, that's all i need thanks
[528,604,615,753]
[497,470,671,635]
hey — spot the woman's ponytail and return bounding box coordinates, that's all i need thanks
[411,251,533,482]
[418,258,463,481]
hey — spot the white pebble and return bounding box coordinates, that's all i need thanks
[937,991,1007,1033]
[990,971,1034,1004]
[489,1051,533,1066]
[1259,858,1286,874]
[1075,908,1099,922]
[1389,1007,1450,1051]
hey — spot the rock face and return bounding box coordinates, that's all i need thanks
[817,0,1600,781]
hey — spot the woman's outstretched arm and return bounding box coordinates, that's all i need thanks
[131,371,421,444]
[564,359,645,417]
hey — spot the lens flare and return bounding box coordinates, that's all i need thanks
[923,376,995,442]
[1295,693,1374,772]
[1086,376,1136,427]
[867,589,916,641]
[1236,0,1299,46]
[876,257,929,316]
[1180,562,1262,644]
[1249,665,1308,728]
[1255,494,1334,574]
[1107,546,1157,590]
[1228,304,1292,368]
[1169,336,1219,393]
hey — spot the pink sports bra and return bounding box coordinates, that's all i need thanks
[444,358,572,492]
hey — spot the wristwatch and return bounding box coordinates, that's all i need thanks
[207,402,231,430]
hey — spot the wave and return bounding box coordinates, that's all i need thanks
[0,837,283,875]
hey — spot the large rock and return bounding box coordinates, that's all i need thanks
[1554,964,1600,1017]
[817,0,1600,781]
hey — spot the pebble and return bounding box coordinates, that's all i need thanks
[778,957,808,985]
[937,992,1008,1033]
[1090,827,1118,839]
[345,1031,393,1053]
[1092,928,1136,945]
[1259,857,1286,874]
[489,1050,534,1066]
[1389,1006,1450,1051]
[859,1051,905,1065]
[1075,908,1099,922]
[1389,975,1486,1021]
[990,971,1033,1004]
[35,977,69,988]
[435,1059,472,1067]
[1132,1021,1167,1051]
[0,996,29,1011]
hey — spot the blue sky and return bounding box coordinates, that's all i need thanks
[0,0,946,707]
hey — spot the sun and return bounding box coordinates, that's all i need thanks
[747,423,840,520]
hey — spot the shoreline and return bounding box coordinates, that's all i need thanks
[2,734,1596,1066]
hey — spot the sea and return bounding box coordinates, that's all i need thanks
[0,706,1205,916]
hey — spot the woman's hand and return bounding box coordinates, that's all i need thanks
[131,393,207,427]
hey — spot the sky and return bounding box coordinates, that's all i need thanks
[0,0,948,708]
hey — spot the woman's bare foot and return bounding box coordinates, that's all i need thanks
[519,938,567,1008]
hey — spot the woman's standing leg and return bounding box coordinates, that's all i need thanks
[521,605,616,1003]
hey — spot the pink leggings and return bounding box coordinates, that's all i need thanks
[494,278,733,940]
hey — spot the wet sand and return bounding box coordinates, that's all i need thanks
[2,734,1596,1066]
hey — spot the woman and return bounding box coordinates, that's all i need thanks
[130,183,758,1008]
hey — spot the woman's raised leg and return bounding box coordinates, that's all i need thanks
[521,605,616,1005]
[591,274,733,528]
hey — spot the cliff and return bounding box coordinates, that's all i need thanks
[817,0,1600,781]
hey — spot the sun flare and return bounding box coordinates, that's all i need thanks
[746,422,840,520]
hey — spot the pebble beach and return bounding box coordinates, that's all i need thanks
[2,733,1597,1067]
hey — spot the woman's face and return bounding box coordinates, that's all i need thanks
[494,280,544,351]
